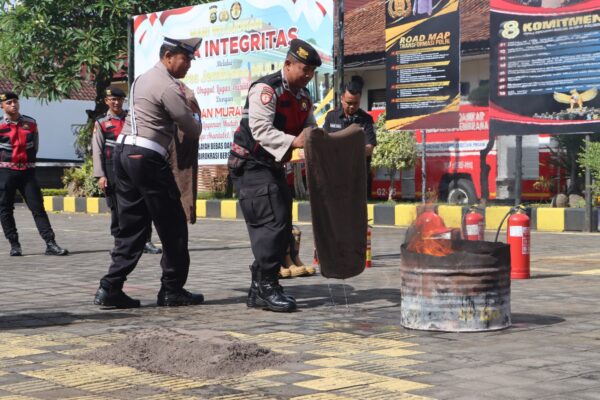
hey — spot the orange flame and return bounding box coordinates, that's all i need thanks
[408,236,453,256]
[408,211,455,256]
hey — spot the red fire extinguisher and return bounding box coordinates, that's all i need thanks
[507,208,530,279]
[463,206,485,241]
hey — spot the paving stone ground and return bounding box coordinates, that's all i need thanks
[0,206,599,400]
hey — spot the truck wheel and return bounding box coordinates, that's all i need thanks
[447,179,477,205]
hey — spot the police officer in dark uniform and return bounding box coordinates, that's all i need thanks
[0,91,68,256]
[92,86,162,254]
[228,39,321,312]
[323,76,377,199]
[94,37,203,308]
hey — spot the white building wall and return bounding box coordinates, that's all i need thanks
[19,98,95,161]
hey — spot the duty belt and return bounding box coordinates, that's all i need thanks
[117,134,167,157]
[230,142,283,168]
[0,162,36,170]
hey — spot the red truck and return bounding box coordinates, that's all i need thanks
[369,105,563,204]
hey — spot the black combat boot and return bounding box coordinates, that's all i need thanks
[157,288,204,307]
[247,265,294,308]
[254,271,297,312]
[45,240,68,256]
[94,286,140,308]
[143,241,162,254]
[9,241,22,256]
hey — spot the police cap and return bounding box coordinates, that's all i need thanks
[287,39,322,67]
[163,37,203,59]
[105,86,126,98]
[0,91,18,102]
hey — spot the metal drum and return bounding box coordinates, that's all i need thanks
[400,240,511,332]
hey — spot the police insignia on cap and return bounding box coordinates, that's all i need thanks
[106,89,112,96]
[287,39,322,67]
[0,91,18,102]
[297,47,309,60]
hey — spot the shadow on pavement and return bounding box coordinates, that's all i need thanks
[189,246,251,252]
[511,312,565,326]
[289,284,400,309]
[530,274,571,279]
[0,311,137,330]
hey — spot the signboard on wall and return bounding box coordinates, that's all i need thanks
[133,0,334,165]
[490,0,600,136]
[385,0,460,130]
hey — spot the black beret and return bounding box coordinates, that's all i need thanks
[0,92,18,102]
[105,86,126,98]
[288,39,322,67]
[163,37,203,59]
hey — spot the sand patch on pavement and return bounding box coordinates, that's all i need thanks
[79,328,296,379]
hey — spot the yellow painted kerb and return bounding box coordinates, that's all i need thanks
[292,202,299,222]
[63,196,76,213]
[438,205,462,228]
[367,204,374,223]
[196,200,207,218]
[536,208,565,232]
[43,196,53,212]
[221,200,237,219]
[485,206,511,230]
[395,204,417,226]
[87,198,100,214]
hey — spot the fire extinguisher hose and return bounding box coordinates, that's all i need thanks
[494,205,526,242]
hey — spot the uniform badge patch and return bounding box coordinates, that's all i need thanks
[301,100,308,111]
[260,87,274,105]
[22,123,30,130]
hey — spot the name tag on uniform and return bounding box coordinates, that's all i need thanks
[330,123,342,129]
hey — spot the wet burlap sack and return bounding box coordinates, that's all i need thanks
[304,124,367,279]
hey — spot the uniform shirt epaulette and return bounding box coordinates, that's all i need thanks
[95,113,109,123]
[20,115,36,124]
[299,87,312,99]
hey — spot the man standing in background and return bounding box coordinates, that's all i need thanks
[0,91,68,257]
[323,76,377,199]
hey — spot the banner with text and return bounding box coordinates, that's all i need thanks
[134,0,334,165]
[490,0,600,136]
[385,0,460,131]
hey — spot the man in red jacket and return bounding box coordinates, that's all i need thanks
[0,91,68,256]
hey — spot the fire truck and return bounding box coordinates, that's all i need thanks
[369,104,563,204]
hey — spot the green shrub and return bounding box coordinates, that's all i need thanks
[41,188,68,196]
[62,157,102,197]
[578,140,600,198]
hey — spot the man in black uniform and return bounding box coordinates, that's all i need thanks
[94,37,203,308]
[323,76,377,199]
[0,91,68,256]
[91,86,162,254]
[228,39,321,312]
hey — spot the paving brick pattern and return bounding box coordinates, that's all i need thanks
[0,207,599,399]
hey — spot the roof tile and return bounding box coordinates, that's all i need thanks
[345,0,489,56]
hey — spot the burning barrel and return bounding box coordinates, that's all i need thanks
[400,240,511,332]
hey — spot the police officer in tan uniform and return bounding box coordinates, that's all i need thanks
[229,39,321,312]
[92,86,162,254]
[94,37,203,308]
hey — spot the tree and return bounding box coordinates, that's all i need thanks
[0,0,210,195]
[0,0,209,118]
[371,112,417,201]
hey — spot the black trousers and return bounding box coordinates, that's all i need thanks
[230,160,295,277]
[0,168,54,243]
[105,163,153,242]
[100,143,189,292]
